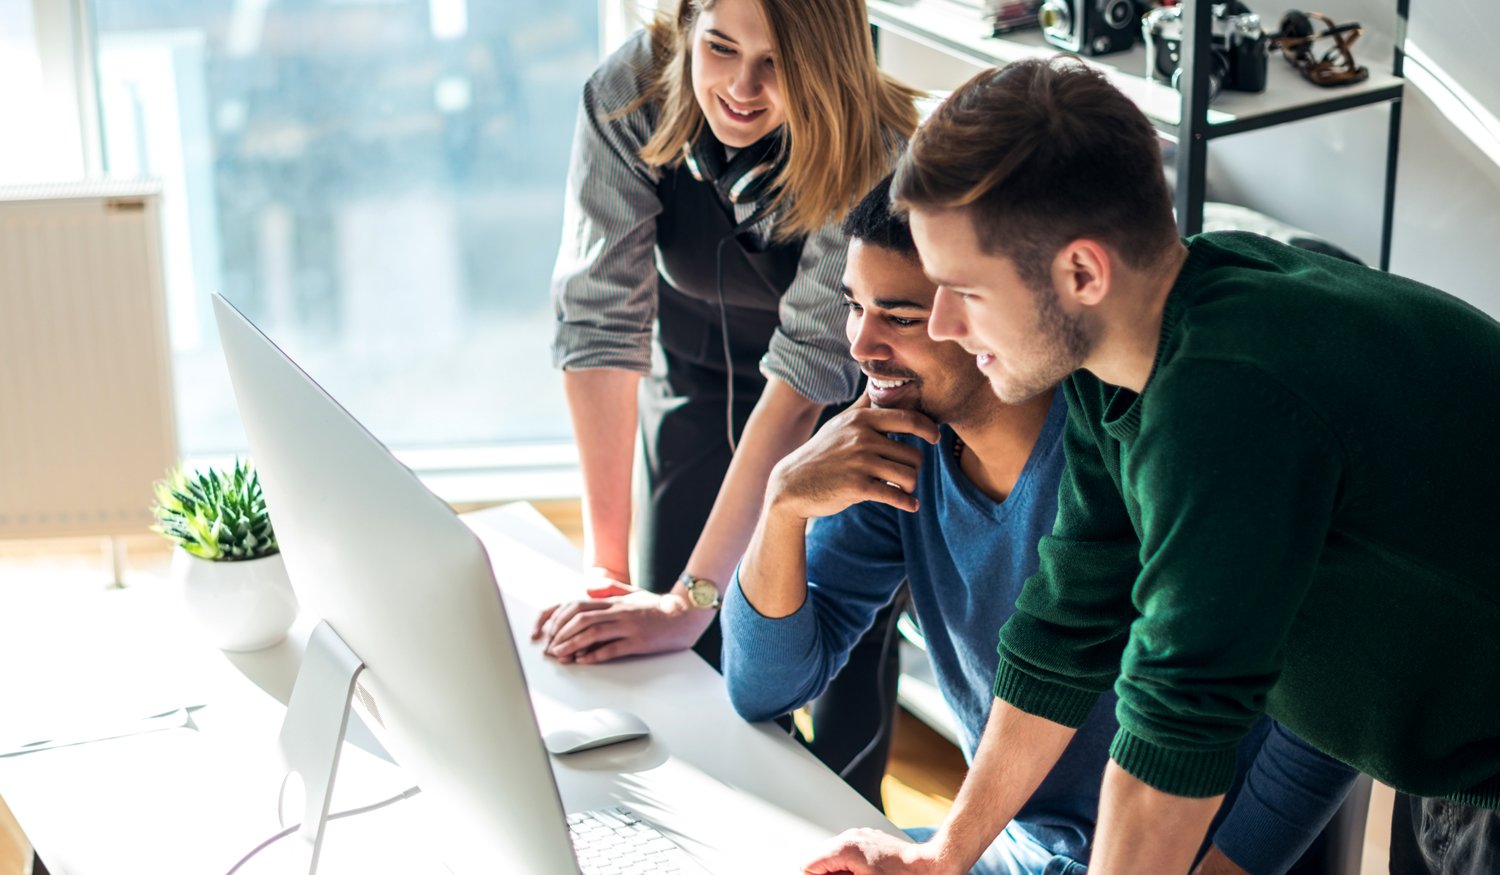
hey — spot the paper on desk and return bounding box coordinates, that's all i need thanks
[0,586,216,756]
[0,706,200,757]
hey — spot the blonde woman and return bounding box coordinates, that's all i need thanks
[534,0,919,802]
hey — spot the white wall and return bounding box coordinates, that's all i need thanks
[601,0,665,55]
[878,0,1500,319]
[1386,2,1500,316]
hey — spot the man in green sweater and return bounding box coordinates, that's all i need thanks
[803,58,1500,875]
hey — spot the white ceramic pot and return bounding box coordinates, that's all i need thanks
[173,550,300,652]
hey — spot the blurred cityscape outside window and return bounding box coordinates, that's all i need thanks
[86,0,597,455]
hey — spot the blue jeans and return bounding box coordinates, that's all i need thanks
[904,824,1086,875]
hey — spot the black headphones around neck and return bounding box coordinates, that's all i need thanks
[683,127,787,206]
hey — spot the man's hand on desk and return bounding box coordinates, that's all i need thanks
[802,828,952,875]
[531,588,715,664]
[799,832,1250,875]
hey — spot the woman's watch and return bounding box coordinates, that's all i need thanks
[676,573,721,610]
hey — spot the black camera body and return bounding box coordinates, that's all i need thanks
[1144,2,1269,100]
[1039,0,1138,56]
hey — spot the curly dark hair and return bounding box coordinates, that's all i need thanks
[841,173,918,260]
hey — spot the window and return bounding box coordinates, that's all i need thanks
[90,0,598,456]
[0,0,90,183]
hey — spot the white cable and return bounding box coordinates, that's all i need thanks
[223,785,422,875]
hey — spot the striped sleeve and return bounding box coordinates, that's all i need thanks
[550,32,663,375]
[758,219,863,405]
[756,132,910,406]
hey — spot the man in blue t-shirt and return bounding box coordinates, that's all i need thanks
[721,176,1358,875]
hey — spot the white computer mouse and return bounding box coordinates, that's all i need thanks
[543,707,651,755]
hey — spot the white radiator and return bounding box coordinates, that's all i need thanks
[0,181,178,539]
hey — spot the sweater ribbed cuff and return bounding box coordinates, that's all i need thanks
[1109,727,1239,799]
[1446,774,1500,810]
[992,659,1099,729]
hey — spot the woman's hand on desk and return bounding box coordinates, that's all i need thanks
[531,588,715,664]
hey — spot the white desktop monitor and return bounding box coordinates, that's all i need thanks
[211,293,579,874]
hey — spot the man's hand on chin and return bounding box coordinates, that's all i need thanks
[802,828,951,875]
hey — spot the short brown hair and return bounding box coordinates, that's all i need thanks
[892,57,1177,287]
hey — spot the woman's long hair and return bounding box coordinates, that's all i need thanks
[635,0,920,240]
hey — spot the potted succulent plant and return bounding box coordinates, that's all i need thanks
[151,458,299,651]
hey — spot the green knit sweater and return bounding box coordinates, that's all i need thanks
[995,231,1500,806]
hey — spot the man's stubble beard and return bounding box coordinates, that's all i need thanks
[991,283,1093,405]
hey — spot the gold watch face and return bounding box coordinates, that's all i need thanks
[686,578,719,609]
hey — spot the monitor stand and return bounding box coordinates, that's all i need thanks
[279,621,366,875]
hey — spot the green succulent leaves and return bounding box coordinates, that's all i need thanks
[151,458,279,561]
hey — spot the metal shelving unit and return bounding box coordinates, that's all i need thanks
[869,0,1410,269]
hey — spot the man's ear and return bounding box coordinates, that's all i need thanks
[1051,239,1111,308]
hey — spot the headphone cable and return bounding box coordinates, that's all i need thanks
[713,200,775,456]
[714,232,738,455]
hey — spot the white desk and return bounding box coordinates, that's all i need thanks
[0,504,899,874]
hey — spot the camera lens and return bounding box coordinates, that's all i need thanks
[1039,0,1071,37]
[1102,0,1132,29]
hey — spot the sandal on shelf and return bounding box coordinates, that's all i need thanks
[1273,9,1370,87]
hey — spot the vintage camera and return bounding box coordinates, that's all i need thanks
[1039,0,1138,56]
[1144,2,1269,100]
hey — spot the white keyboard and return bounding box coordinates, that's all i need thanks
[568,805,709,875]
